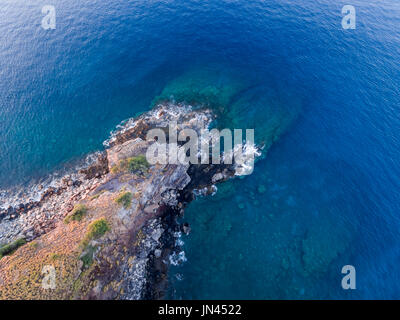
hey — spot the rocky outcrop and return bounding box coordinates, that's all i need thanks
[0,103,240,300]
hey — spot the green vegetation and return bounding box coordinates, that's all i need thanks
[90,190,106,200]
[64,204,88,224]
[50,253,61,261]
[28,241,38,249]
[110,155,150,175]
[80,245,97,269]
[110,164,120,174]
[81,218,110,247]
[126,155,150,173]
[0,238,26,259]
[115,191,133,209]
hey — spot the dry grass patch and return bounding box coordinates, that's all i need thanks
[80,218,110,247]
[115,191,132,209]
[110,155,150,175]
[64,204,88,224]
[0,238,26,260]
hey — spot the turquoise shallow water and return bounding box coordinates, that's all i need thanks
[1,0,400,299]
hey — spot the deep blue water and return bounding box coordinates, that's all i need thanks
[1,0,400,299]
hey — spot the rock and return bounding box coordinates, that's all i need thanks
[212,172,224,183]
[144,204,158,215]
[182,223,191,235]
[154,249,162,258]
[151,228,163,242]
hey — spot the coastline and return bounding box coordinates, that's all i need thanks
[0,103,240,299]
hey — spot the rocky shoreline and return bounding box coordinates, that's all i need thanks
[0,153,109,245]
[0,103,241,299]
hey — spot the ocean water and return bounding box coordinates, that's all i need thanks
[1,0,400,299]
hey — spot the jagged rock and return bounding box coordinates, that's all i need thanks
[212,172,224,183]
[182,223,191,235]
[154,249,162,258]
